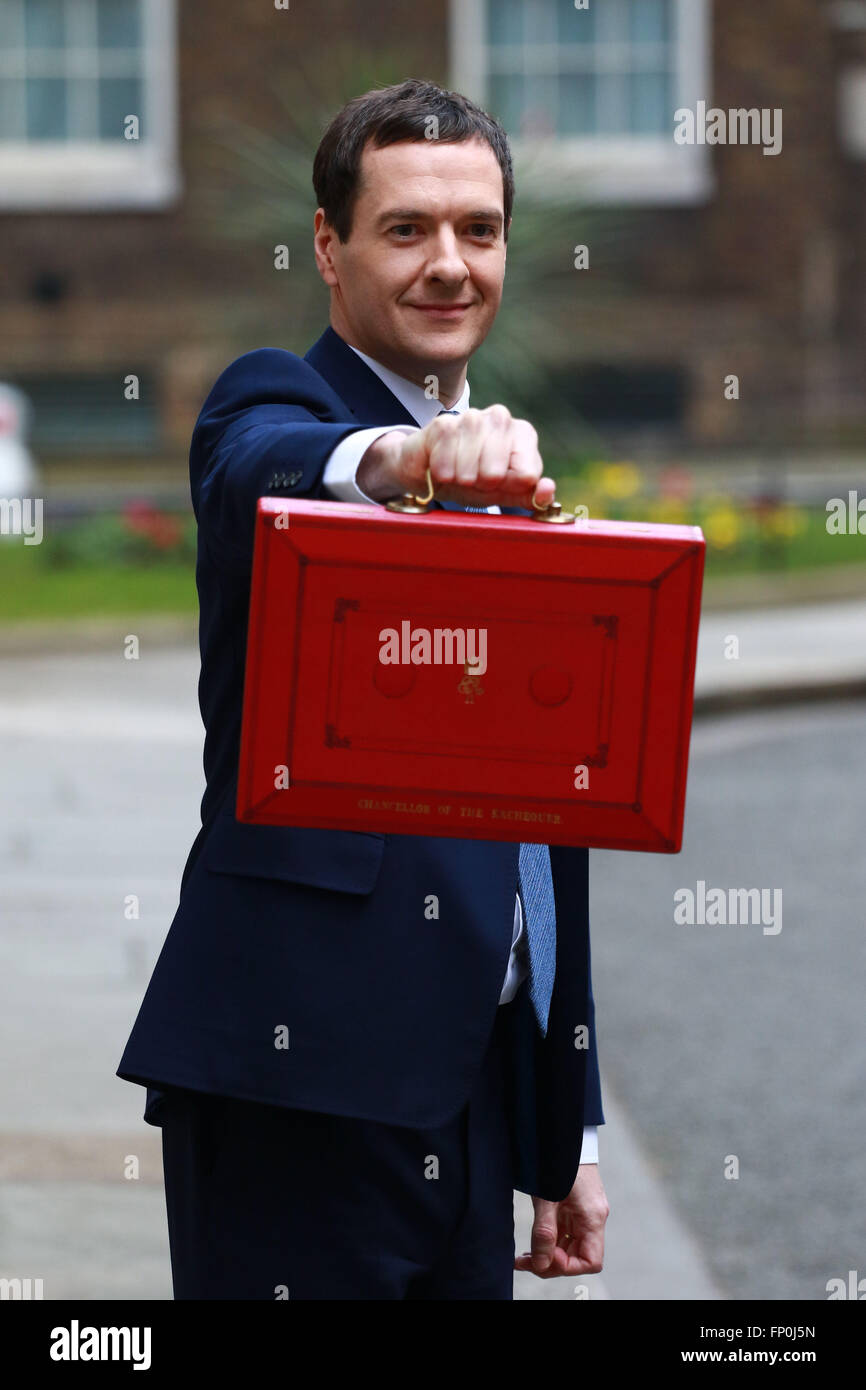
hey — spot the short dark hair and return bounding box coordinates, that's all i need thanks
[312,78,514,243]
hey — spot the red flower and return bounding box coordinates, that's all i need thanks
[122,500,182,550]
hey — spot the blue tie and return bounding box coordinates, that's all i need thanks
[518,842,557,1037]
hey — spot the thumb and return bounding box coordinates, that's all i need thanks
[529,1198,559,1273]
[521,474,557,511]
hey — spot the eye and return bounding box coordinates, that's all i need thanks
[390,224,417,238]
[468,223,496,238]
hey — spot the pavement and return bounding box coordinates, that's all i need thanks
[0,586,863,1301]
[695,596,866,709]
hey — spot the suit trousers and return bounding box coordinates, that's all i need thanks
[160,999,518,1299]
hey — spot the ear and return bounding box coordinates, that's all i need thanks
[313,208,340,288]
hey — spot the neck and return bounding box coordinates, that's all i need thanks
[329,319,466,406]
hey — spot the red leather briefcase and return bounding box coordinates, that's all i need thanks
[236,496,705,852]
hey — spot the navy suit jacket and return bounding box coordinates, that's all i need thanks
[117,325,604,1201]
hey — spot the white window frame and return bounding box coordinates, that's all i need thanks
[449,0,714,205]
[0,0,180,210]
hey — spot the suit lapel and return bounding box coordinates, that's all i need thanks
[305,326,421,430]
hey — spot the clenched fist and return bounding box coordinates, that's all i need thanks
[356,404,556,512]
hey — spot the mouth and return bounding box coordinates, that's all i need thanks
[407,303,474,319]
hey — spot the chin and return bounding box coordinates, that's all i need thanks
[415,328,478,357]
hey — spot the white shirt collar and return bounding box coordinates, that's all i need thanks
[346,343,470,426]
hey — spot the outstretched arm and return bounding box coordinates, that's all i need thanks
[191,348,376,571]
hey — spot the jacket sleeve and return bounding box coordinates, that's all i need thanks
[190,347,373,571]
[582,923,605,1126]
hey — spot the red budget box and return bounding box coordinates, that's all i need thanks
[237,498,705,851]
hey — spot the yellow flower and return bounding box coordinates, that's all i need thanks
[762,505,808,539]
[703,505,741,549]
[597,462,642,499]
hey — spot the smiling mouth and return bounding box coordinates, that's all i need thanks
[408,303,474,316]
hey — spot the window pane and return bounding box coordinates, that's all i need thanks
[559,73,596,135]
[0,77,25,138]
[490,74,560,138]
[628,0,672,45]
[25,0,66,48]
[600,0,628,43]
[488,0,523,46]
[0,0,23,49]
[97,0,141,48]
[521,74,557,137]
[557,0,595,44]
[26,76,67,137]
[629,72,672,133]
[17,372,160,453]
[601,73,629,134]
[98,75,141,137]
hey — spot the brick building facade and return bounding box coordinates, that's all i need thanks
[1,0,864,469]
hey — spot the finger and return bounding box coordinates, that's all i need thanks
[514,1246,575,1278]
[502,419,541,478]
[452,408,486,487]
[517,1247,599,1278]
[515,1216,605,1278]
[502,422,549,505]
[570,1231,605,1275]
[426,413,461,488]
[474,406,512,489]
[556,1226,604,1275]
[562,1253,602,1276]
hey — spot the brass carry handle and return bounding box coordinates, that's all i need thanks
[385,466,575,524]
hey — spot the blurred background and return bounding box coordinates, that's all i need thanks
[0,0,864,1301]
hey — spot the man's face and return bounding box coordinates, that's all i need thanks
[314,136,508,392]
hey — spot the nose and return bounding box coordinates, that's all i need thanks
[424,227,470,289]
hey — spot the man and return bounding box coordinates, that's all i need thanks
[118,78,609,1300]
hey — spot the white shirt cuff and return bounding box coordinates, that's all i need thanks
[322,425,418,504]
[579,1125,598,1165]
